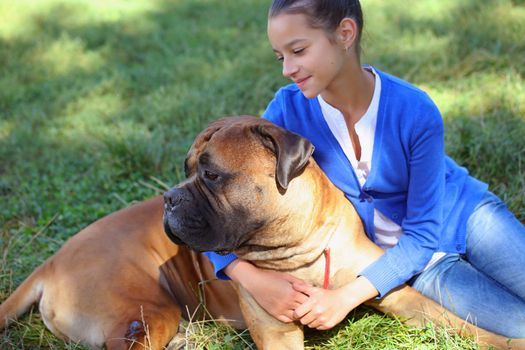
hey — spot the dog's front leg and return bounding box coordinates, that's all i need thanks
[235,285,304,350]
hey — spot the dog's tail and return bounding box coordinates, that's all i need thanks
[0,263,46,330]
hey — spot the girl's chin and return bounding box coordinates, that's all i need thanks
[298,87,319,99]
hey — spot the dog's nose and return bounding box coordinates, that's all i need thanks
[164,187,191,208]
[163,188,187,208]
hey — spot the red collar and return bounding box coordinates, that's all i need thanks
[323,247,331,289]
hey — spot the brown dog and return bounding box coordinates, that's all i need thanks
[163,116,525,350]
[0,196,244,349]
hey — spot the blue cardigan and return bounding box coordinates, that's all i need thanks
[205,68,487,297]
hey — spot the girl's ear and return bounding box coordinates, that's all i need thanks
[337,17,358,50]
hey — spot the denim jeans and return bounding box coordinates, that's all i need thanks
[409,191,525,338]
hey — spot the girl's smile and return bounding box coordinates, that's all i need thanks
[295,76,311,89]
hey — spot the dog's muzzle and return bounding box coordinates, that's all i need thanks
[163,187,191,245]
[163,217,185,245]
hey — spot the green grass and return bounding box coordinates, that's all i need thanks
[1,0,524,349]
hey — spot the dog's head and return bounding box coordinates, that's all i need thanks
[163,116,314,253]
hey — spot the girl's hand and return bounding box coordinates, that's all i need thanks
[292,276,378,330]
[225,259,309,323]
[292,284,356,330]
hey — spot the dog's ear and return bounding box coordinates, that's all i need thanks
[253,124,314,191]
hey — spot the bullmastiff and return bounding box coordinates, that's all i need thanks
[0,197,244,348]
[163,115,525,350]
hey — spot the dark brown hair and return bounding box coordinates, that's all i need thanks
[269,0,364,53]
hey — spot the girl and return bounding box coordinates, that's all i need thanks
[206,0,525,337]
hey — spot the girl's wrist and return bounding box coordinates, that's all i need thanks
[224,259,256,289]
[340,276,378,306]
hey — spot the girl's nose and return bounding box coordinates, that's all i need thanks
[282,58,298,78]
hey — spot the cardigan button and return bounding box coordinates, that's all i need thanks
[359,192,373,202]
[392,213,399,219]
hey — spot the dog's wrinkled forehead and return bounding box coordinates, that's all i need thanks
[185,116,314,190]
[184,116,272,176]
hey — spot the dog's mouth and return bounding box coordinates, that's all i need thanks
[215,249,233,256]
[163,219,187,246]
[163,216,237,254]
[163,206,256,254]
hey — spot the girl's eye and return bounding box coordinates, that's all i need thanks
[293,48,304,54]
[276,55,283,61]
[204,170,219,181]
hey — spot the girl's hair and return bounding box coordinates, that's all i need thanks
[269,0,364,52]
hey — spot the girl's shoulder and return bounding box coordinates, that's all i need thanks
[374,67,440,115]
[373,67,443,132]
[375,67,431,100]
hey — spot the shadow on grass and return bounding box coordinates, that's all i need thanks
[364,0,525,82]
[446,110,525,218]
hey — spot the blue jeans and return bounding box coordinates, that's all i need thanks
[409,191,525,338]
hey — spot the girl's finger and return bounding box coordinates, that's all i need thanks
[293,299,314,319]
[292,281,315,295]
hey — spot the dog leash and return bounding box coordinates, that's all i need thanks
[322,225,338,290]
[323,247,331,289]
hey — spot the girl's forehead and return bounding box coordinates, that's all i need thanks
[268,12,310,32]
[267,13,324,47]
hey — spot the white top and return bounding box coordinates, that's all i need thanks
[318,67,444,270]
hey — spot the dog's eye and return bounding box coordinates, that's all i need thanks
[204,170,219,181]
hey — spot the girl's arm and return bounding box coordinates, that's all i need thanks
[204,251,309,322]
[224,259,309,323]
[359,99,446,297]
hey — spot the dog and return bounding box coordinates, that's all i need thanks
[0,196,245,349]
[163,115,525,350]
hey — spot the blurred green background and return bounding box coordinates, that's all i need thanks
[1,0,524,348]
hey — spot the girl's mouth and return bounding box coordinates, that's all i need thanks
[295,76,311,89]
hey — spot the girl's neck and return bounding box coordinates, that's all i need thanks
[320,63,375,126]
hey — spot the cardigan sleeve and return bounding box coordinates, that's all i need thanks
[203,252,238,280]
[360,101,446,297]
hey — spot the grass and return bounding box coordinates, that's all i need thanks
[1,0,524,348]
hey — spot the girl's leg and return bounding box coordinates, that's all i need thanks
[409,192,525,338]
[464,191,525,299]
[410,254,525,337]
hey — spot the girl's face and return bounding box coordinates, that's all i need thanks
[267,13,347,98]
